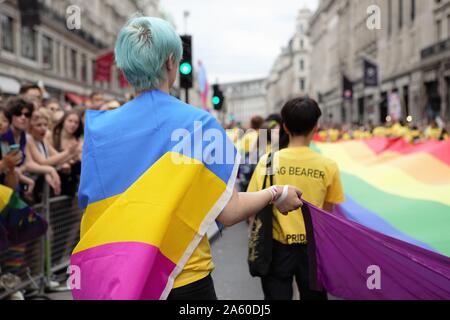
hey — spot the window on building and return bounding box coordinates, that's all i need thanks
[399,0,403,29]
[71,48,77,79]
[411,0,416,22]
[300,78,305,91]
[388,0,393,35]
[299,24,304,34]
[300,39,304,49]
[42,35,53,70]
[55,41,60,74]
[0,14,14,53]
[81,54,87,82]
[63,45,68,76]
[300,59,304,71]
[92,58,97,85]
[403,85,410,117]
[436,19,442,41]
[21,26,37,60]
[447,15,450,39]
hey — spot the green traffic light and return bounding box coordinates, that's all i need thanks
[180,62,192,75]
[212,96,221,105]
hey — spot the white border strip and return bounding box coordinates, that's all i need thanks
[160,152,241,300]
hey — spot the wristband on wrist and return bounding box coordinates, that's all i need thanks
[274,185,289,206]
[267,186,280,204]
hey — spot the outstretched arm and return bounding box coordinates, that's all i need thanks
[218,186,303,227]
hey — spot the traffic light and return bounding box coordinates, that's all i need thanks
[212,84,225,111]
[179,35,193,89]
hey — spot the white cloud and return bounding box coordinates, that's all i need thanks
[161,0,318,83]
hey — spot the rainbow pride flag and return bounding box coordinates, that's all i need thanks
[71,90,239,300]
[0,185,47,250]
[306,137,450,299]
[313,137,450,256]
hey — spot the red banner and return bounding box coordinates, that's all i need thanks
[119,70,129,88]
[94,51,114,82]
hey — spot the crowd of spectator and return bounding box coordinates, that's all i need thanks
[0,82,129,300]
[317,119,449,144]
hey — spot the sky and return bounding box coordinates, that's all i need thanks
[160,0,319,84]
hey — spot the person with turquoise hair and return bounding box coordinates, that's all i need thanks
[74,16,303,300]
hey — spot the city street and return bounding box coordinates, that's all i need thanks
[211,223,263,300]
[0,0,449,303]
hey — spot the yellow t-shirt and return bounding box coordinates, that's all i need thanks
[173,235,214,288]
[353,130,364,140]
[238,130,258,154]
[247,147,345,245]
[226,128,240,145]
[318,130,328,141]
[362,131,373,139]
[342,132,351,141]
[328,129,340,142]
[405,129,421,143]
[373,127,386,137]
[425,127,443,140]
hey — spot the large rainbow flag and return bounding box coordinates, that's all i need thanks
[313,137,450,257]
[71,90,239,300]
[304,137,450,299]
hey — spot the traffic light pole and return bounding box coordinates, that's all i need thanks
[185,88,189,104]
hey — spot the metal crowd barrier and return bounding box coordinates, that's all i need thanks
[0,182,83,300]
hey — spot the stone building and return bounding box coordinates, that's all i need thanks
[0,0,160,102]
[222,78,267,126]
[309,0,450,125]
[266,8,312,113]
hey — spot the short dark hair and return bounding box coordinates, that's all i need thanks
[19,83,42,95]
[250,116,264,130]
[5,97,34,123]
[0,105,8,123]
[265,113,282,124]
[281,97,322,137]
[90,91,103,99]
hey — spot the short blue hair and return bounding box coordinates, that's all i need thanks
[115,16,183,91]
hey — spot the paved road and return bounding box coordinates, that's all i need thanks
[211,222,264,300]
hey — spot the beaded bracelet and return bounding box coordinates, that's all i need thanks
[267,186,280,204]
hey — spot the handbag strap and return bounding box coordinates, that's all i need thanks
[262,153,274,189]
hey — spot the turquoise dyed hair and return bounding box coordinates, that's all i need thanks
[115,16,183,91]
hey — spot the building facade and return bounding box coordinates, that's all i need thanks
[309,0,450,126]
[222,78,267,126]
[266,8,312,114]
[0,0,160,102]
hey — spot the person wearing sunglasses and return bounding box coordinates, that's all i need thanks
[2,98,33,165]
[2,98,61,197]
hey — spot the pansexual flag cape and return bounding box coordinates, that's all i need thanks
[306,137,450,299]
[71,90,239,300]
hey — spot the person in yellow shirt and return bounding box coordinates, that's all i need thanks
[424,120,443,140]
[405,125,422,144]
[373,125,386,137]
[247,97,345,300]
[443,122,449,140]
[238,116,264,154]
[318,129,328,142]
[328,127,340,142]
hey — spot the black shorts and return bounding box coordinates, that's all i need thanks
[167,274,217,300]
[261,241,327,300]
